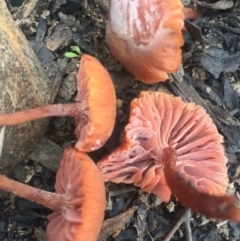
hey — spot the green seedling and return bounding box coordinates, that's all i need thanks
[64,46,82,58]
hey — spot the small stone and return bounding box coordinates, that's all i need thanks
[53,117,67,129]
[117,109,123,117]
[58,71,77,100]
[41,10,50,19]
[116,99,123,109]
[153,196,163,207]
[106,196,113,211]
[166,201,175,213]
[29,137,63,172]
[24,166,35,184]
[34,163,43,174]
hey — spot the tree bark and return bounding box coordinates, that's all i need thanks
[0,1,52,174]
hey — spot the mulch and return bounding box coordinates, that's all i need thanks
[1,0,240,240]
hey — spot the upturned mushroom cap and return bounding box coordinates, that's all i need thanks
[98,91,228,202]
[74,54,116,152]
[106,0,184,84]
[47,149,106,241]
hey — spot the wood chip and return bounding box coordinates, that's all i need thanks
[97,206,138,241]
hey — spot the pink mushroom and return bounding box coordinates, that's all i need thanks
[106,0,184,84]
[97,91,228,202]
[0,54,116,152]
[47,149,106,241]
[0,149,106,241]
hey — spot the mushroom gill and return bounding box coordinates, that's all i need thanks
[97,91,228,202]
[0,149,106,241]
[47,149,106,241]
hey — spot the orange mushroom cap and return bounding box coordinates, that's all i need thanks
[0,149,106,241]
[47,149,106,241]
[106,0,184,84]
[0,54,116,152]
[74,54,116,152]
[98,91,228,202]
[164,147,240,222]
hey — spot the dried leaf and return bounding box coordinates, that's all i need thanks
[184,20,205,43]
[233,166,240,179]
[196,0,234,9]
[200,49,240,79]
[134,191,148,241]
[97,206,138,241]
[223,76,239,112]
[211,106,240,126]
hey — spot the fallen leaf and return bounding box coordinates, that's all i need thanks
[97,206,138,241]
[196,0,234,9]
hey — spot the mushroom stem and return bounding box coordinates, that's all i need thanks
[0,103,85,125]
[0,174,67,211]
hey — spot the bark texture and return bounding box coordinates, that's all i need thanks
[0,1,52,173]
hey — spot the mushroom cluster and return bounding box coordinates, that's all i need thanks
[0,0,239,240]
[0,54,116,241]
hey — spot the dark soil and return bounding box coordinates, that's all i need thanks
[1,0,240,240]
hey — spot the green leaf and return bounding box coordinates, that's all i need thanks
[64,52,80,58]
[70,46,82,54]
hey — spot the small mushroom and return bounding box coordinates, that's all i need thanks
[164,147,240,222]
[98,91,228,202]
[106,0,184,84]
[0,149,106,241]
[0,54,116,152]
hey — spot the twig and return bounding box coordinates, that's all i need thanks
[184,209,193,241]
[163,208,192,241]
